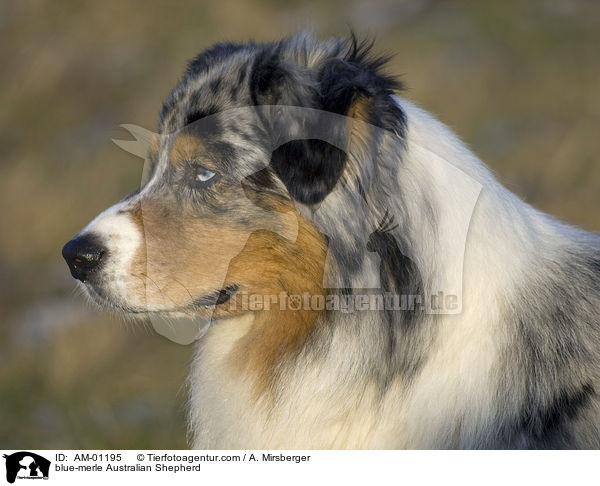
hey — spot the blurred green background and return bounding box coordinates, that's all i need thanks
[0,0,598,448]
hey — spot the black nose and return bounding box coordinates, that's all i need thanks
[62,234,106,282]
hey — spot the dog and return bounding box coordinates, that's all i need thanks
[62,33,600,448]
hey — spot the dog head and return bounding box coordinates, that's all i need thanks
[62,34,405,326]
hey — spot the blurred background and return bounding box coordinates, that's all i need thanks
[0,0,598,448]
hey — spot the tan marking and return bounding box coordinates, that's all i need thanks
[348,95,373,123]
[127,192,328,398]
[169,134,210,168]
[127,198,257,313]
[222,203,329,397]
[346,96,376,175]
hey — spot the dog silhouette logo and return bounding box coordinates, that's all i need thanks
[2,452,50,483]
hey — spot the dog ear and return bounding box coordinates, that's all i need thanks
[319,51,402,125]
[319,58,372,117]
[253,42,402,205]
[266,58,382,205]
[250,50,347,205]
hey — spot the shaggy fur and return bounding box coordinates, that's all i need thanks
[63,33,600,449]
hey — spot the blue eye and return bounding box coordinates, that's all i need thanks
[184,163,218,191]
[195,166,216,182]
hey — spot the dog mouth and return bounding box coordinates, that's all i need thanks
[81,283,150,315]
[192,285,239,307]
[80,281,239,317]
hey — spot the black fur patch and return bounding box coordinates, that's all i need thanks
[209,77,222,94]
[249,46,287,106]
[521,383,594,447]
[319,35,404,126]
[184,98,219,127]
[367,212,423,322]
[186,43,247,77]
[237,65,248,85]
[270,139,347,205]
